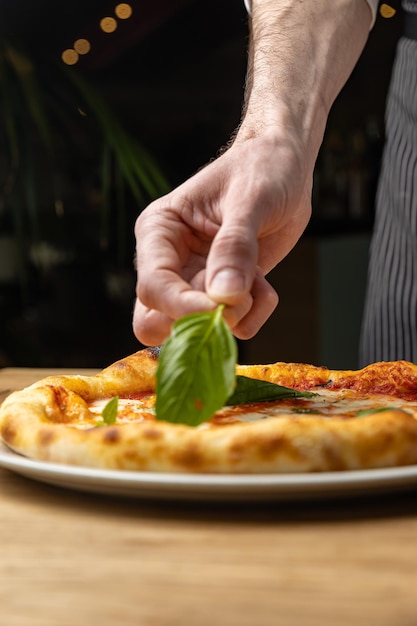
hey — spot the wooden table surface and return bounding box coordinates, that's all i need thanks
[2,368,417,626]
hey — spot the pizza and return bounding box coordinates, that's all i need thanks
[2,347,417,473]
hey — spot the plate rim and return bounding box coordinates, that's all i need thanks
[2,443,417,500]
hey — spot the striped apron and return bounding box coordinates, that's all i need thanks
[359,1,417,365]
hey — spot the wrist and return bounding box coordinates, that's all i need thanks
[236,0,372,170]
[236,99,327,174]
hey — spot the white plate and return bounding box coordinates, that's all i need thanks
[2,443,417,501]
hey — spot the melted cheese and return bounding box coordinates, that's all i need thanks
[89,398,155,423]
[85,388,417,429]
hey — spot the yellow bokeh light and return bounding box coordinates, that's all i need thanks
[115,3,132,19]
[100,17,118,33]
[380,4,396,18]
[74,38,91,55]
[61,49,79,65]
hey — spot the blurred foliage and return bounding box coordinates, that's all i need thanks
[0,39,170,289]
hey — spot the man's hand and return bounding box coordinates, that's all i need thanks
[133,131,312,345]
[133,0,372,347]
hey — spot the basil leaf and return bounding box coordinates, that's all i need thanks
[155,305,237,426]
[356,406,400,417]
[227,375,316,405]
[102,396,119,425]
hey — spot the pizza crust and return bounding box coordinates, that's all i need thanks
[2,348,417,473]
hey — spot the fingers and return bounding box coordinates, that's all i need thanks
[133,298,173,346]
[205,218,259,306]
[231,271,278,339]
[133,281,254,345]
[133,277,219,344]
[135,206,216,315]
[190,269,254,328]
[133,269,278,346]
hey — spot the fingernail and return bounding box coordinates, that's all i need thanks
[210,269,246,297]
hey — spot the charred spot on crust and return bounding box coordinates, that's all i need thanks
[147,345,162,360]
[37,428,56,447]
[103,428,121,444]
[1,422,16,444]
[47,385,70,413]
[321,442,348,471]
[142,427,162,439]
[171,443,203,470]
[316,379,333,388]
[231,433,285,461]
[111,359,132,372]
[258,433,284,456]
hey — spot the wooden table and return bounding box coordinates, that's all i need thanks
[2,368,417,625]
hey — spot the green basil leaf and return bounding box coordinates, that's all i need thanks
[155,305,237,426]
[356,406,400,417]
[102,396,119,425]
[227,375,316,405]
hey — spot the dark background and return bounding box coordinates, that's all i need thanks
[0,0,403,368]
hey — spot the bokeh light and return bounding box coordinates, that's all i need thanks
[61,49,79,65]
[74,38,91,55]
[100,17,118,33]
[115,3,133,19]
[380,4,396,18]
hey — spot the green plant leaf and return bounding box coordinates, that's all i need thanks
[155,305,237,426]
[5,44,53,152]
[226,375,316,405]
[102,396,119,425]
[64,67,170,203]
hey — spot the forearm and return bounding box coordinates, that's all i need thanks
[238,0,372,170]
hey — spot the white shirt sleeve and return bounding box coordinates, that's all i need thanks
[243,0,379,29]
[366,0,379,27]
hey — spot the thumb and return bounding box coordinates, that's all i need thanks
[205,221,258,305]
